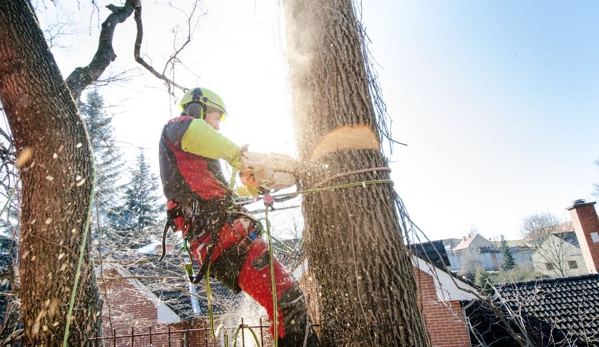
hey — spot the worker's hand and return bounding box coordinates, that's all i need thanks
[230,146,247,170]
[237,185,260,197]
[231,144,250,171]
[239,171,259,187]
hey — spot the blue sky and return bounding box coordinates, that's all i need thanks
[362,1,599,241]
[41,0,599,241]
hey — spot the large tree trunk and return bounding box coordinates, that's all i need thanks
[0,1,100,344]
[283,0,431,345]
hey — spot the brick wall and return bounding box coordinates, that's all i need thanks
[99,268,276,346]
[568,201,599,274]
[298,269,320,326]
[413,266,471,347]
[99,268,183,346]
[100,263,471,346]
[297,265,471,346]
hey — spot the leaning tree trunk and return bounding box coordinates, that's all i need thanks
[0,1,100,344]
[283,0,431,345]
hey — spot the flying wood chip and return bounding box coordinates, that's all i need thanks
[15,147,33,168]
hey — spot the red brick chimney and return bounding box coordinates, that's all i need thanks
[567,199,599,274]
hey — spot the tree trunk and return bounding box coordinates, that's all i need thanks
[0,1,101,344]
[282,0,431,345]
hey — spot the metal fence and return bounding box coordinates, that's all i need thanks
[1,319,316,347]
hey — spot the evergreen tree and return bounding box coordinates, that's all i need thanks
[500,235,516,271]
[475,267,494,296]
[110,149,162,248]
[79,89,124,225]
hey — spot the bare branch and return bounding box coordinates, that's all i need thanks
[132,5,187,95]
[65,0,140,101]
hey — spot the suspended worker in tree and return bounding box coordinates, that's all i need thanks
[159,87,320,346]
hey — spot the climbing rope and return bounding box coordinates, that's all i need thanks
[273,178,394,201]
[63,171,95,347]
[265,206,279,347]
[0,183,17,217]
[312,167,392,189]
[202,171,394,346]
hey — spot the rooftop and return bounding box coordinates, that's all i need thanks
[494,274,599,345]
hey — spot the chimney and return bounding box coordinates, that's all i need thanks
[567,199,599,274]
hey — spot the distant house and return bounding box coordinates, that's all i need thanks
[467,199,599,346]
[452,234,496,254]
[445,234,534,273]
[531,231,588,278]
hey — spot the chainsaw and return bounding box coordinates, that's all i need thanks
[239,151,298,192]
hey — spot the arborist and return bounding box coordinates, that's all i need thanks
[158,87,320,346]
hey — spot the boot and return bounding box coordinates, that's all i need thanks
[277,284,321,346]
[277,326,320,347]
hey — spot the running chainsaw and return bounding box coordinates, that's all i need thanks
[159,151,299,263]
[239,151,299,192]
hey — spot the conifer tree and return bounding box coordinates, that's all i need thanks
[500,235,516,271]
[110,149,162,248]
[79,89,124,227]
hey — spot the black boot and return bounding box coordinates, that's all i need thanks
[277,327,320,347]
[277,284,321,347]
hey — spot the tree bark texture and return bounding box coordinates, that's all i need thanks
[283,0,431,345]
[0,1,101,344]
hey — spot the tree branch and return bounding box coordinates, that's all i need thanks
[133,4,188,94]
[65,0,140,101]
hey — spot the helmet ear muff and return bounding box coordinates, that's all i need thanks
[191,89,203,103]
[179,87,227,120]
[184,102,206,119]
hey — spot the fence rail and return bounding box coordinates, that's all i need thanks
[1,319,322,347]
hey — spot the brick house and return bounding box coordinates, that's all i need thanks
[467,199,599,346]
[531,229,589,278]
[410,241,479,346]
[98,242,298,346]
[99,237,480,346]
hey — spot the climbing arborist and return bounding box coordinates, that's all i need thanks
[158,87,320,346]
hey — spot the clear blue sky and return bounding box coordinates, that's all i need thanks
[363,1,599,241]
[42,0,599,241]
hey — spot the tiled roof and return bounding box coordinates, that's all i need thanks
[115,238,303,320]
[492,274,599,346]
[555,221,574,233]
[124,253,243,318]
[409,240,451,270]
[553,231,580,248]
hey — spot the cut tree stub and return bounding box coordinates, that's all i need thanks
[310,124,379,162]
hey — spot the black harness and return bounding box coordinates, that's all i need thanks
[160,198,263,291]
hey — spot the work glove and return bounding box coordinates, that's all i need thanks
[230,144,249,170]
[237,170,261,197]
[236,185,260,197]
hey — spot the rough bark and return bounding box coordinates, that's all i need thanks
[0,1,100,344]
[283,0,431,345]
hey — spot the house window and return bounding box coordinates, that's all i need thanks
[568,261,578,269]
[545,263,554,270]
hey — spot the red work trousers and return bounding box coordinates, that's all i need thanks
[189,216,296,338]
